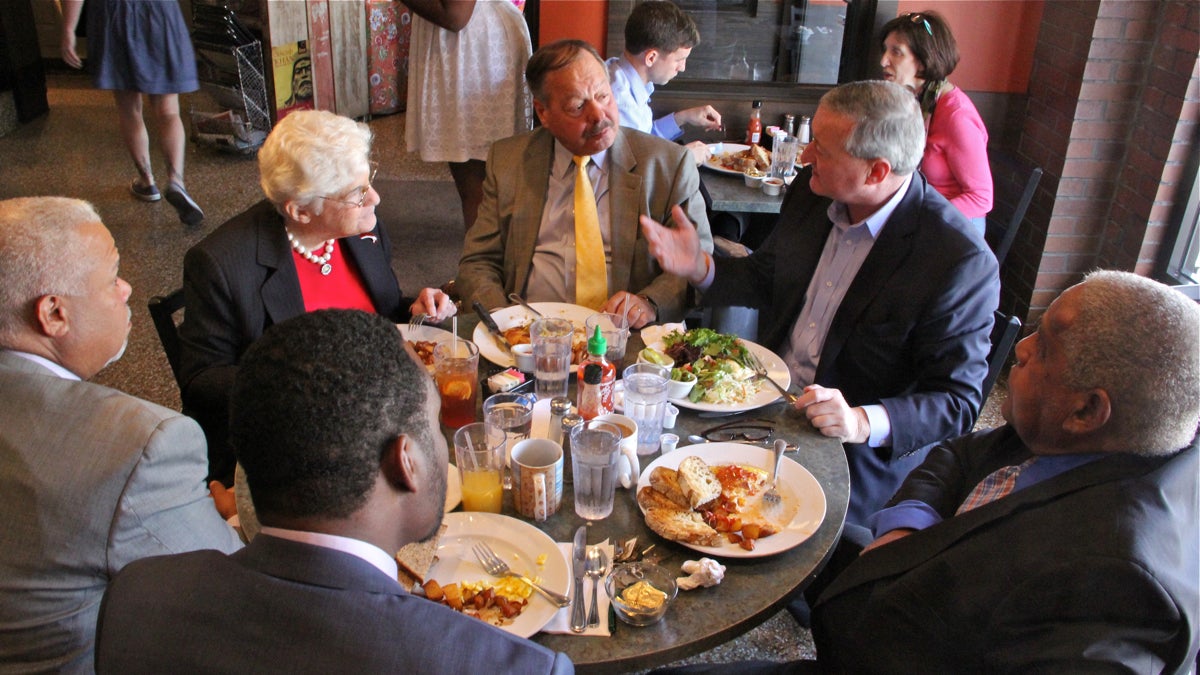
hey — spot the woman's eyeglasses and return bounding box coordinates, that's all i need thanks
[908,13,933,36]
[321,163,378,208]
[701,419,774,442]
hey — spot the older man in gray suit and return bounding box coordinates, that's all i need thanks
[0,197,242,673]
[457,39,712,328]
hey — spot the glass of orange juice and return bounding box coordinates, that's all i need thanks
[434,339,479,428]
[453,422,505,513]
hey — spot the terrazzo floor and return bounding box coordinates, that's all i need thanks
[0,70,1007,672]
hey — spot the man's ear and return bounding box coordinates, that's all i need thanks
[281,199,313,225]
[380,435,419,494]
[34,295,69,338]
[1064,389,1112,435]
[864,158,893,185]
[641,48,660,68]
[533,99,548,128]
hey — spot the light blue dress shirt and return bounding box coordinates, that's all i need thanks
[606,56,683,140]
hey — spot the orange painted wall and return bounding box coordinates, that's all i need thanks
[538,0,1043,94]
[895,1,1044,93]
[540,0,609,54]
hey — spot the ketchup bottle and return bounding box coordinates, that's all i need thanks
[576,326,615,419]
[746,100,763,145]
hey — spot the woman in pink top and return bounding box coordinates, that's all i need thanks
[880,11,992,233]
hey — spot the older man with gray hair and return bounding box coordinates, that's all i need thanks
[0,197,241,673]
[643,79,999,526]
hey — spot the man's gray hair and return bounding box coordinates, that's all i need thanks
[820,80,926,175]
[1062,270,1200,455]
[0,197,100,345]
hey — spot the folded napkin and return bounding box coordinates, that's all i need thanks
[540,540,614,636]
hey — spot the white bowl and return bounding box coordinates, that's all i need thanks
[666,373,696,399]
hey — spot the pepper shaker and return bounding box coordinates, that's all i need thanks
[560,412,583,485]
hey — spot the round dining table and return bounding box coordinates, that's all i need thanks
[444,319,849,673]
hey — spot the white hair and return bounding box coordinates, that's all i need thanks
[257,110,373,213]
[0,197,100,345]
[820,80,926,175]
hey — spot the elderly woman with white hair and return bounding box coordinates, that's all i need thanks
[179,110,455,485]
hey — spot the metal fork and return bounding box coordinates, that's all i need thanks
[746,350,798,404]
[471,542,571,607]
[408,313,428,332]
[762,438,787,515]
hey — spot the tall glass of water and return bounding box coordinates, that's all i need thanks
[530,317,574,400]
[569,420,622,520]
[770,134,802,180]
[483,392,534,489]
[622,363,671,455]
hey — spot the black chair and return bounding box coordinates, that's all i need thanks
[147,288,186,383]
[986,160,1044,267]
[983,309,1022,404]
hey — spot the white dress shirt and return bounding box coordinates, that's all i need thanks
[259,526,399,582]
[6,350,80,380]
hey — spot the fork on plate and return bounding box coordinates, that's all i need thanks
[471,541,571,607]
[746,350,797,404]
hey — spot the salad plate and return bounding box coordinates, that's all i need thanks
[645,328,792,413]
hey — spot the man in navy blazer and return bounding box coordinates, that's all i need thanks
[97,310,573,673]
[643,80,999,526]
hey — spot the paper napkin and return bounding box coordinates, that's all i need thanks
[541,540,613,636]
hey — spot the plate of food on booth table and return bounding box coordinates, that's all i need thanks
[398,323,454,372]
[644,327,792,413]
[636,443,826,558]
[472,302,592,368]
[704,143,771,176]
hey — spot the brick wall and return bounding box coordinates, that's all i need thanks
[1004,0,1200,323]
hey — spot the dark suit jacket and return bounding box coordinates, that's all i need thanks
[812,426,1200,673]
[456,126,712,322]
[704,169,999,525]
[178,200,411,481]
[96,535,573,674]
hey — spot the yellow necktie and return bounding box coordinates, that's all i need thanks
[573,155,607,310]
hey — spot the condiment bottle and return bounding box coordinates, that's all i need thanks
[576,326,615,419]
[797,115,812,144]
[746,100,763,145]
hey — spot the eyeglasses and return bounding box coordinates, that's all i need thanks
[320,163,378,208]
[908,13,933,36]
[701,419,774,443]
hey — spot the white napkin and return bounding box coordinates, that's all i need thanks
[540,540,613,636]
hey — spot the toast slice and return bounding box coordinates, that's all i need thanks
[676,456,722,510]
[647,466,690,509]
[643,505,721,547]
[396,524,446,591]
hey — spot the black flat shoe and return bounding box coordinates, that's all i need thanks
[165,183,204,226]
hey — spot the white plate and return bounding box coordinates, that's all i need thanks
[426,512,570,638]
[472,302,594,368]
[637,443,826,559]
[661,339,792,413]
[445,464,461,512]
[399,323,455,344]
[703,142,756,176]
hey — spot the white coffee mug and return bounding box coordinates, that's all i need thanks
[510,438,563,520]
[589,415,640,489]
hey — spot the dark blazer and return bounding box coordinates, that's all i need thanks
[704,169,999,525]
[178,200,411,481]
[456,126,712,322]
[96,535,574,674]
[812,426,1200,673]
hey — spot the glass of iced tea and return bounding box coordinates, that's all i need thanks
[434,339,479,429]
[453,422,505,513]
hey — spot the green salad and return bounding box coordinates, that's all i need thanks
[661,328,759,404]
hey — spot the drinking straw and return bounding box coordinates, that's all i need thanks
[462,427,479,471]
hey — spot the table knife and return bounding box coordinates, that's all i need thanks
[569,525,587,633]
[472,300,512,354]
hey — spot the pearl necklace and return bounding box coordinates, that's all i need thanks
[286,229,335,276]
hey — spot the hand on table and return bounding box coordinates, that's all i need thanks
[793,385,871,444]
[410,288,457,322]
[640,205,709,286]
[603,291,656,329]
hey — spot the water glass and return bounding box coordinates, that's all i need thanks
[569,420,623,520]
[453,422,505,513]
[584,312,630,366]
[530,317,574,400]
[483,392,534,489]
[622,363,671,455]
[434,339,479,429]
[770,135,802,180]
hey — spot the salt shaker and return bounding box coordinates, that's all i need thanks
[547,397,572,445]
[797,115,812,144]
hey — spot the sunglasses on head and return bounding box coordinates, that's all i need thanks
[907,13,933,36]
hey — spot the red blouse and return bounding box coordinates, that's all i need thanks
[291,240,377,313]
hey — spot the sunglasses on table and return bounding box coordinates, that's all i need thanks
[701,419,775,442]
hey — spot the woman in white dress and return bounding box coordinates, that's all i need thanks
[405,0,533,229]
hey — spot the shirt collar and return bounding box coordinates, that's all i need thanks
[4,350,81,381]
[554,140,608,179]
[616,55,653,105]
[827,172,914,238]
[259,526,399,581]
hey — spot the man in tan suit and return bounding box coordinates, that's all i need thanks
[456,39,712,328]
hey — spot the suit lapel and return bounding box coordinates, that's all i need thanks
[343,229,398,315]
[813,178,921,382]
[255,212,305,325]
[607,131,642,297]
[508,130,555,297]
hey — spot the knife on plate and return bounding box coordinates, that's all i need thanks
[473,300,512,355]
[569,525,587,633]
